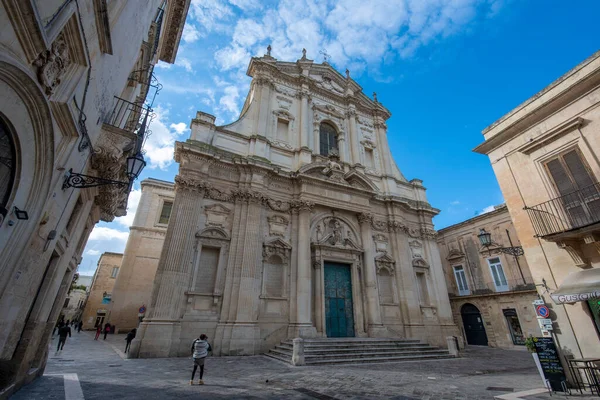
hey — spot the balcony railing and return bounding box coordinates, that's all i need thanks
[525,182,600,237]
[449,277,536,298]
[104,97,153,152]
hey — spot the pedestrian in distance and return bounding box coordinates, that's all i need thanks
[190,334,211,385]
[56,323,71,352]
[103,323,111,340]
[77,321,83,333]
[94,325,101,340]
[124,328,136,353]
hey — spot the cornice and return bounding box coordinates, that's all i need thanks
[158,0,191,63]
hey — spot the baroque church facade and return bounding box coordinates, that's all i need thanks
[135,49,459,357]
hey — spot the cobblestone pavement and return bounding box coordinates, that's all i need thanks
[11,331,560,400]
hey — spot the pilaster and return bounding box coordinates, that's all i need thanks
[357,213,386,337]
[347,108,360,165]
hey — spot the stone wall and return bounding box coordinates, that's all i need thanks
[81,253,122,330]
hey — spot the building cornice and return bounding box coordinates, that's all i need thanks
[158,0,191,63]
[437,204,508,236]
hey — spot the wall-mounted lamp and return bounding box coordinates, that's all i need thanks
[62,153,146,189]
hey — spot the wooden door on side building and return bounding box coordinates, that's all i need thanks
[324,262,355,338]
[461,303,488,346]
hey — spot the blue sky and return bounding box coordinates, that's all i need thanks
[78,0,600,276]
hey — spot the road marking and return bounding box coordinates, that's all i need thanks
[45,373,85,400]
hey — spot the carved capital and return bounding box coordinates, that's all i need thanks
[291,199,314,212]
[357,212,373,225]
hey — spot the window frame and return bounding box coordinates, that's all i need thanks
[452,264,470,296]
[110,266,119,278]
[319,122,338,157]
[0,114,17,212]
[543,147,597,197]
[156,198,173,226]
[486,257,508,292]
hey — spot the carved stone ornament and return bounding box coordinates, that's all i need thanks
[446,248,465,261]
[373,233,388,252]
[204,204,231,228]
[313,216,360,249]
[263,238,292,263]
[196,226,230,241]
[375,252,396,274]
[33,32,71,96]
[267,214,289,237]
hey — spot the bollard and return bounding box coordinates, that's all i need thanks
[291,337,305,366]
[446,336,459,357]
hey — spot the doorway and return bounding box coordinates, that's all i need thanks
[503,308,525,345]
[324,262,355,337]
[461,303,488,346]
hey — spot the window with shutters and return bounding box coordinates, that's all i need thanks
[378,269,394,303]
[263,255,284,297]
[453,265,470,296]
[544,149,600,226]
[195,247,220,293]
[319,122,338,156]
[158,201,173,225]
[487,257,508,292]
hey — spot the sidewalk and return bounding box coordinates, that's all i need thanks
[11,331,561,400]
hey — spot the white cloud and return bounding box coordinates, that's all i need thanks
[86,249,101,256]
[218,85,241,115]
[211,0,501,75]
[182,23,202,43]
[144,106,189,170]
[229,0,263,11]
[176,57,194,72]
[479,205,496,215]
[189,0,235,35]
[154,60,172,70]
[170,122,189,134]
[450,200,461,205]
[89,227,130,242]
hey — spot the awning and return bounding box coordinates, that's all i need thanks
[550,268,600,304]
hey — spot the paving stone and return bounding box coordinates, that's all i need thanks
[11,331,555,399]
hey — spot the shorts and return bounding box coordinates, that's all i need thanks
[193,357,205,366]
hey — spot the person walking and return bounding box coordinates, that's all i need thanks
[94,325,101,340]
[77,321,83,333]
[56,323,71,352]
[190,334,211,385]
[124,328,137,353]
[103,323,111,340]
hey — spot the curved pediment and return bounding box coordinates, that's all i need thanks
[196,227,230,240]
[297,164,379,193]
[446,248,465,261]
[343,170,379,192]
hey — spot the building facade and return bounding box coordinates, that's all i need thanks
[474,51,600,364]
[60,274,92,323]
[109,178,174,332]
[0,0,189,395]
[81,252,123,330]
[437,204,541,349]
[134,50,459,358]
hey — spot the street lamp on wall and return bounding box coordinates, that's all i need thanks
[477,228,524,257]
[62,153,146,190]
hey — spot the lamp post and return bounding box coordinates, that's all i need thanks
[478,228,526,284]
[62,153,146,189]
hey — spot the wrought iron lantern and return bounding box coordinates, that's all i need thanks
[477,228,524,257]
[62,153,146,189]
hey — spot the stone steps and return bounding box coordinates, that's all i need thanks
[265,338,453,365]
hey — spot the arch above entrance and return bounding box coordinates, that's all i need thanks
[460,302,489,346]
[310,213,361,249]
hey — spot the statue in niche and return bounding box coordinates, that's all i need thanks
[313,217,360,249]
[329,219,342,245]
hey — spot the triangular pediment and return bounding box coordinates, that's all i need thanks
[196,227,230,240]
[264,237,292,249]
[412,257,429,268]
[446,248,465,261]
[376,253,396,264]
[205,204,231,214]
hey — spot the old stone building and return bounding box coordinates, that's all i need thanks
[109,178,174,332]
[134,49,459,358]
[474,51,600,365]
[437,204,541,349]
[0,0,189,395]
[81,252,123,330]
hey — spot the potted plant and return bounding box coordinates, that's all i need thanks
[526,336,546,385]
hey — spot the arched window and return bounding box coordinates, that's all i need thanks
[319,122,338,156]
[0,116,16,210]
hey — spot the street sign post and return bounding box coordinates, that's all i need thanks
[536,304,550,319]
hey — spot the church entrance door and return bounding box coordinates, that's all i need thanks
[324,262,355,337]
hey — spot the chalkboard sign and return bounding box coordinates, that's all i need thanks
[533,337,566,392]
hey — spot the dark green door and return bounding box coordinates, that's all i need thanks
[324,263,355,337]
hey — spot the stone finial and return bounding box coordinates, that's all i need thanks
[373,92,378,103]
[301,48,307,60]
[345,69,350,79]
[266,44,272,56]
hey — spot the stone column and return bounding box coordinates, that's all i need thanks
[337,135,346,162]
[357,213,387,337]
[313,258,323,335]
[299,90,309,148]
[290,203,317,337]
[347,109,360,165]
[313,121,320,155]
[138,176,204,357]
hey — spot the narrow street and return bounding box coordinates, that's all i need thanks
[11,330,556,399]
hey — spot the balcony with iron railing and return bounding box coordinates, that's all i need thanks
[103,96,153,152]
[449,277,536,298]
[524,182,600,238]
